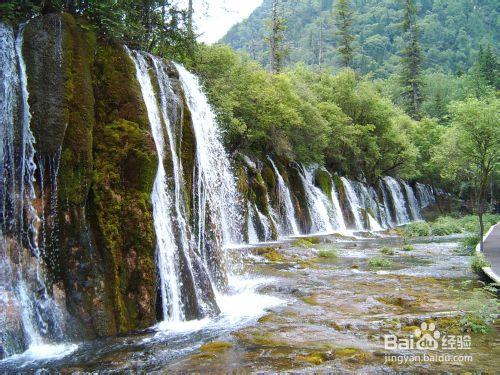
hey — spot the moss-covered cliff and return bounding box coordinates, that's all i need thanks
[23,13,158,338]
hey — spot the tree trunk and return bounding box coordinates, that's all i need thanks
[478,211,484,252]
[188,0,194,36]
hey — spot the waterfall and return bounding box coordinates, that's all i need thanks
[174,63,243,248]
[402,181,422,220]
[330,183,347,232]
[267,158,300,236]
[129,50,226,322]
[383,176,411,225]
[0,23,67,356]
[416,182,435,208]
[340,177,364,230]
[247,203,259,244]
[356,183,385,231]
[255,205,273,242]
[0,23,18,235]
[299,167,334,233]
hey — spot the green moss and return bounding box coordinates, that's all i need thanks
[301,294,320,305]
[92,41,157,334]
[296,352,328,365]
[200,341,233,352]
[317,248,339,259]
[401,244,414,251]
[293,238,316,248]
[254,247,285,262]
[314,169,332,196]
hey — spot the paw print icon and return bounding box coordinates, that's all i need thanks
[414,322,440,350]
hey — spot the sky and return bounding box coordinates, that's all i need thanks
[175,0,263,44]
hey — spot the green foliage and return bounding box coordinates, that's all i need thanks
[459,283,498,334]
[403,215,500,238]
[317,248,339,259]
[0,0,194,60]
[368,256,393,269]
[400,0,424,118]
[334,0,356,68]
[401,244,414,251]
[470,253,491,274]
[432,97,499,225]
[403,221,432,237]
[223,0,498,77]
[380,247,394,255]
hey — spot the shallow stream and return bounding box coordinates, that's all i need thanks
[1,234,498,373]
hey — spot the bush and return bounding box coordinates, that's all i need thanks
[401,244,414,251]
[470,253,490,274]
[459,233,481,255]
[369,256,393,269]
[430,216,464,236]
[317,249,339,259]
[404,221,432,237]
[380,246,395,255]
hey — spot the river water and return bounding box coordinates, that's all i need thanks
[1,234,498,373]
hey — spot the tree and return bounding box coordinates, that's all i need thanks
[334,0,356,68]
[433,98,499,250]
[476,45,498,89]
[400,0,424,119]
[268,0,287,74]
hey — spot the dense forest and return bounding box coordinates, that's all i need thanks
[1,0,498,209]
[223,0,499,77]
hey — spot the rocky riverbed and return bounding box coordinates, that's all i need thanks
[1,234,498,373]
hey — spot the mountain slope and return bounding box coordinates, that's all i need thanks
[221,0,499,77]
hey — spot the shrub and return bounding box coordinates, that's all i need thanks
[404,221,432,237]
[458,233,481,255]
[470,253,490,274]
[380,246,395,255]
[368,256,393,269]
[430,216,464,236]
[317,249,339,259]
[401,244,414,251]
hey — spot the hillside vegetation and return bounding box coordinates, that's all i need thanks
[223,0,498,77]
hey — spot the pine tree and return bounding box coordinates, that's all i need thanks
[400,0,424,119]
[334,0,356,69]
[268,0,287,74]
[477,45,498,89]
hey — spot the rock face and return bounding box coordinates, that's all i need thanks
[19,13,160,338]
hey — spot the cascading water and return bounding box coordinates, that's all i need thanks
[340,177,364,230]
[402,181,422,220]
[383,176,411,225]
[174,63,243,249]
[416,182,435,208]
[129,50,225,323]
[0,23,70,358]
[255,206,273,242]
[330,183,347,232]
[247,203,259,244]
[267,158,300,236]
[356,182,385,231]
[299,166,334,233]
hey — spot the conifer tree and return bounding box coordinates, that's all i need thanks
[335,0,356,69]
[268,0,287,74]
[400,0,424,119]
